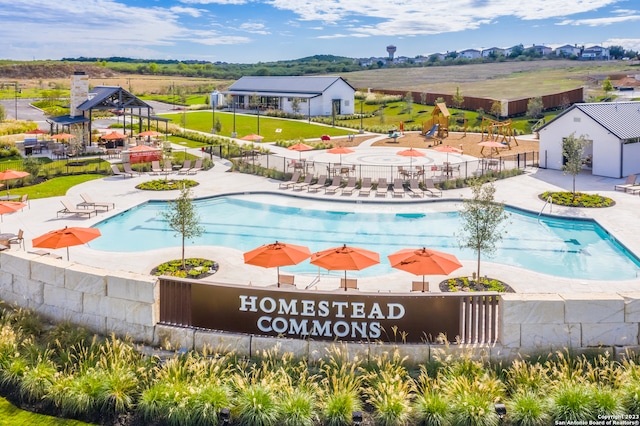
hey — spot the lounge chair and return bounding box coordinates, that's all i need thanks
[279,171,301,189]
[293,174,313,190]
[341,177,357,195]
[186,159,203,174]
[408,179,426,198]
[392,178,405,197]
[57,199,97,218]
[324,176,343,194]
[278,274,295,287]
[411,281,429,292]
[21,194,29,209]
[341,278,358,291]
[110,164,133,179]
[424,178,442,197]
[614,174,637,192]
[150,160,163,175]
[162,159,174,174]
[8,229,24,250]
[122,162,141,176]
[359,177,372,196]
[78,193,115,211]
[307,175,327,192]
[177,159,192,174]
[376,177,389,197]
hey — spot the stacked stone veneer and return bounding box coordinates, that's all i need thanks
[0,251,158,343]
[3,250,640,361]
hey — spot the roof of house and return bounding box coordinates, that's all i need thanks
[539,102,640,139]
[227,76,356,95]
[77,86,152,111]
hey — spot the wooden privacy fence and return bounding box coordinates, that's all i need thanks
[158,277,501,345]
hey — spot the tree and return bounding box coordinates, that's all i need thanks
[490,100,502,118]
[403,92,413,115]
[602,77,614,94]
[457,179,510,281]
[291,97,301,114]
[562,133,588,196]
[452,86,464,109]
[214,117,222,133]
[526,96,544,119]
[162,186,204,270]
[0,104,5,122]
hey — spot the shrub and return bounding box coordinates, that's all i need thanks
[540,191,614,208]
[550,383,594,422]
[136,179,199,191]
[506,391,551,426]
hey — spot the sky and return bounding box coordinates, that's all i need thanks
[1,0,639,63]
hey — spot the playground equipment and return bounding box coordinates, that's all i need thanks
[480,117,519,149]
[422,102,450,139]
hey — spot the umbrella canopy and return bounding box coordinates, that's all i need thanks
[0,201,26,222]
[138,130,163,137]
[287,142,314,160]
[0,170,30,195]
[327,146,355,163]
[32,226,101,261]
[25,129,48,139]
[241,134,264,141]
[102,131,127,140]
[397,148,426,168]
[321,135,331,141]
[388,247,462,290]
[51,133,75,140]
[433,144,463,163]
[310,244,380,290]
[478,140,505,156]
[244,240,311,286]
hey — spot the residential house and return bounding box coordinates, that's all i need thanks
[225,76,356,116]
[531,45,553,56]
[555,44,582,58]
[481,47,506,58]
[538,101,640,178]
[581,45,611,61]
[459,49,482,59]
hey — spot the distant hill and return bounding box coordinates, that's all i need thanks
[0,61,116,79]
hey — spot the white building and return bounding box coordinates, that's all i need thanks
[225,76,356,116]
[538,102,640,178]
[555,44,582,57]
[459,49,481,59]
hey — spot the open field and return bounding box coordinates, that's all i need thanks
[341,60,639,99]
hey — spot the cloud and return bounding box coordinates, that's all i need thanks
[180,0,248,4]
[605,38,640,51]
[239,22,271,34]
[557,14,640,26]
[170,6,205,17]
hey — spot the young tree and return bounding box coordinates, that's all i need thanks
[562,132,588,196]
[527,96,544,118]
[452,86,464,109]
[457,179,510,282]
[403,92,413,116]
[602,77,614,94]
[162,186,204,270]
[490,101,502,119]
[291,97,301,114]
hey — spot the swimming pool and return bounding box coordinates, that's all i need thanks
[91,195,640,280]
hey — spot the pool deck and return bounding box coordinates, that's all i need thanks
[6,141,640,294]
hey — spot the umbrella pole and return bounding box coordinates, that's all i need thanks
[66,247,70,261]
[277,266,280,287]
[344,270,347,291]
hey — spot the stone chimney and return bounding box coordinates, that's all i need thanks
[70,71,89,117]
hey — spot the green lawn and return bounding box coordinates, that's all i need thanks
[0,397,93,425]
[161,110,358,141]
[7,175,104,199]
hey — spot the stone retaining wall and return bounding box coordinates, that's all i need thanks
[2,251,640,362]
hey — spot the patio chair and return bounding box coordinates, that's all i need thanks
[279,171,301,189]
[110,164,133,179]
[150,160,163,175]
[359,177,372,196]
[57,199,97,218]
[424,178,442,197]
[122,162,141,176]
[340,177,357,195]
[614,174,637,191]
[162,159,174,174]
[21,194,29,209]
[8,229,24,250]
[278,274,295,287]
[186,159,203,174]
[411,281,429,292]
[375,177,389,197]
[341,278,358,291]
[78,193,115,211]
[324,176,343,194]
[177,159,192,174]
[293,174,313,190]
[307,175,327,192]
[408,179,426,198]
[392,178,405,197]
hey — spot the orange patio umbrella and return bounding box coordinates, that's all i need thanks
[0,170,30,196]
[388,247,462,291]
[244,240,311,286]
[25,129,48,140]
[138,130,163,137]
[397,147,426,168]
[0,201,26,223]
[102,131,127,140]
[287,142,314,160]
[310,244,380,291]
[240,133,263,142]
[32,226,101,261]
[433,145,463,163]
[51,133,76,140]
[327,146,354,163]
[478,141,505,156]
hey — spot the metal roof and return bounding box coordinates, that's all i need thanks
[46,115,90,125]
[223,91,320,99]
[540,101,640,140]
[77,86,152,111]
[227,76,356,95]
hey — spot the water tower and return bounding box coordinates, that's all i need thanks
[386,45,397,61]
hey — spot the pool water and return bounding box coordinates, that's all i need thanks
[91,195,640,280]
